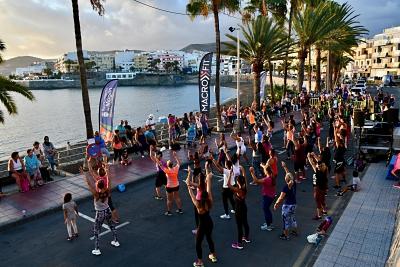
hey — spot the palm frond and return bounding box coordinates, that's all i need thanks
[0,76,35,122]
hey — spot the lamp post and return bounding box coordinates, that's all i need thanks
[229,26,243,133]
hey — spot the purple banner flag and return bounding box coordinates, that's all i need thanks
[199,52,213,114]
[99,79,118,142]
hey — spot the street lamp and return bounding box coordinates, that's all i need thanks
[229,26,243,133]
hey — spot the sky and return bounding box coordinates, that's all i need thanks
[0,0,399,59]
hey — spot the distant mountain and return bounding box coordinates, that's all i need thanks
[180,42,233,53]
[0,56,52,76]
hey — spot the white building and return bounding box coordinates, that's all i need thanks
[15,62,47,76]
[115,50,135,72]
[55,51,89,73]
[106,72,136,80]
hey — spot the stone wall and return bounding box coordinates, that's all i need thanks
[15,74,235,89]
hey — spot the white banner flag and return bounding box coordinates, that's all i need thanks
[260,71,267,104]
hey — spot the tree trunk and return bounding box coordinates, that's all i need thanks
[212,3,224,131]
[268,61,275,104]
[72,0,93,139]
[308,47,312,92]
[315,48,321,92]
[326,50,333,92]
[297,47,307,92]
[283,2,294,97]
[253,69,261,109]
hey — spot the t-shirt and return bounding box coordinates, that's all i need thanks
[62,201,77,220]
[261,176,275,198]
[352,176,361,189]
[334,146,346,162]
[116,124,126,137]
[321,148,331,165]
[223,168,236,188]
[144,130,155,140]
[313,169,328,190]
[163,165,179,188]
[145,118,156,130]
[282,182,296,205]
[94,136,106,148]
[255,130,263,143]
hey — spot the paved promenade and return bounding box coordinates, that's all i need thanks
[0,112,301,230]
[314,163,400,267]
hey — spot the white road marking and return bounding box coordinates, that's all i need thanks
[277,150,286,155]
[78,212,110,230]
[79,212,131,240]
[89,221,131,240]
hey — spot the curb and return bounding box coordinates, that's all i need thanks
[0,120,291,232]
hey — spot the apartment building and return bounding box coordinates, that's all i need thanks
[133,54,150,72]
[88,51,115,71]
[115,50,135,72]
[347,26,400,78]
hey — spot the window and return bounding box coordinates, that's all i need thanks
[112,75,116,78]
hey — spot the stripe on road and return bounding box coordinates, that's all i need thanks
[89,222,131,240]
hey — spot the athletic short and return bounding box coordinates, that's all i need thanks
[313,187,326,210]
[334,161,345,174]
[155,171,167,187]
[294,161,305,172]
[9,169,23,177]
[166,186,179,193]
[108,196,115,211]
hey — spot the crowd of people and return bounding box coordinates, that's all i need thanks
[5,136,56,194]
[5,85,387,265]
[72,86,376,266]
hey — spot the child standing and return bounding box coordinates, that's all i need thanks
[63,193,79,241]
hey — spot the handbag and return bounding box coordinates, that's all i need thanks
[21,177,30,192]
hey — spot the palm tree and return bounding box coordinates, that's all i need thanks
[0,41,35,123]
[241,0,287,25]
[224,16,289,106]
[187,0,240,131]
[71,0,105,139]
[293,1,353,92]
[283,0,303,96]
[315,2,367,91]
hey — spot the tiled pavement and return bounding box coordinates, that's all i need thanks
[0,111,302,230]
[314,163,400,267]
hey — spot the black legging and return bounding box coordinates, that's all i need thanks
[235,198,249,244]
[286,140,295,158]
[196,212,215,259]
[222,188,235,215]
[194,205,199,227]
[113,148,122,162]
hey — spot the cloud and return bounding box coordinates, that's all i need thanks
[0,0,398,59]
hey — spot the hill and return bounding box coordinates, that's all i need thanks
[180,42,233,53]
[0,56,50,76]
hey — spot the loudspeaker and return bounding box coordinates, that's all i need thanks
[353,110,365,127]
[384,108,399,123]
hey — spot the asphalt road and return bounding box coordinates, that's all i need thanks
[0,122,352,267]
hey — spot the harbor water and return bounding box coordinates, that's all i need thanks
[0,85,235,159]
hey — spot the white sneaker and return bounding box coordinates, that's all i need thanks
[111,240,120,247]
[260,224,274,231]
[230,209,236,214]
[220,214,231,219]
[192,229,198,235]
[92,249,101,255]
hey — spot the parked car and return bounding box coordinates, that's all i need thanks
[351,83,366,96]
